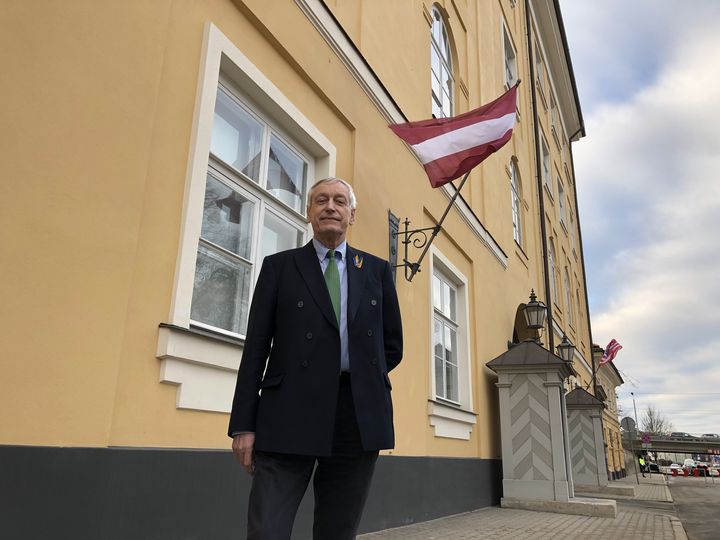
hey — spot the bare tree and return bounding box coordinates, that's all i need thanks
[640,405,674,435]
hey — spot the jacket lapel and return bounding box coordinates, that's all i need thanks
[294,241,339,330]
[347,245,367,324]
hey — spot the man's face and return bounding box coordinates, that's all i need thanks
[307,181,355,246]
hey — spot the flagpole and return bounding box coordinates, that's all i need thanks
[404,169,473,282]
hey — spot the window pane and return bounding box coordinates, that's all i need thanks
[442,90,452,117]
[434,319,444,398]
[446,363,458,402]
[435,354,444,399]
[200,174,254,259]
[211,88,263,182]
[434,318,444,359]
[449,286,456,320]
[432,98,443,119]
[431,72,441,101]
[444,325,456,365]
[261,211,303,263]
[445,327,458,401]
[267,135,307,213]
[441,66,452,97]
[191,244,252,335]
[431,46,440,78]
[442,281,454,319]
[433,275,443,312]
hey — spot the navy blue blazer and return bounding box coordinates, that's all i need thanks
[228,241,403,456]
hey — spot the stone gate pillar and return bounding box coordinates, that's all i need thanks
[487,341,616,517]
[565,387,608,489]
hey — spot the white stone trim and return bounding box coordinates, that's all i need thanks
[160,22,336,411]
[427,246,477,439]
[428,400,477,440]
[156,326,241,412]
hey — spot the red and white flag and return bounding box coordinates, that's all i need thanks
[600,339,623,365]
[389,84,518,188]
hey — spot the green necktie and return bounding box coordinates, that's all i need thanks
[324,250,341,324]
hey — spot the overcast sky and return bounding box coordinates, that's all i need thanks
[559,0,720,436]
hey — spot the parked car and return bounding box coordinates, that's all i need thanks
[702,433,720,438]
[669,463,682,472]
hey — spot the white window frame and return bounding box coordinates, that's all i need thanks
[502,22,518,89]
[541,135,552,198]
[191,80,314,339]
[156,23,336,413]
[557,177,566,227]
[548,240,558,306]
[510,159,522,246]
[564,268,574,328]
[427,247,477,440]
[535,44,546,99]
[431,7,454,118]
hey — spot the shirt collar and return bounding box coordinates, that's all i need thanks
[312,238,347,262]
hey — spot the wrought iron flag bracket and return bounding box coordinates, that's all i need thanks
[392,170,472,282]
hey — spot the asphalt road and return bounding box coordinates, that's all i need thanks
[667,475,720,539]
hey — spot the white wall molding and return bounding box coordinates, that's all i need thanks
[428,400,477,440]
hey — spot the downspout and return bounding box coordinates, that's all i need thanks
[524,0,554,352]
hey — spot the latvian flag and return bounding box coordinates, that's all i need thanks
[389,84,518,188]
[600,339,623,365]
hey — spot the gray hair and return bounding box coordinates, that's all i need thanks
[307,177,357,210]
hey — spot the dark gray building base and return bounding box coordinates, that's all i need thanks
[0,446,501,540]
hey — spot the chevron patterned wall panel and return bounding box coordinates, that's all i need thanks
[568,410,597,474]
[509,373,553,480]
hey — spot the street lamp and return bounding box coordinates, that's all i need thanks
[556,334,575,362]
[522,289,547,331]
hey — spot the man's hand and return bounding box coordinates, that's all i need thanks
[232,433,256,475]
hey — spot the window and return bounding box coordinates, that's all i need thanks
[431,7,454,118]
[191,84,310,337]
[433,271,459,403]
[569,209,577,256]
[550,93,559,144]
[510,159,522,246]
[564,268,573,327]
[557,178,566,225]
[503,25,518,88]
[157,23,337,413]
[548,241,558,305]
[541,135,552,196]
[428,249,476,439]
[535,45,545,96]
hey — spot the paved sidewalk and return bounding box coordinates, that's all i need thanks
[358,475,686,540]
[615,472,673,502]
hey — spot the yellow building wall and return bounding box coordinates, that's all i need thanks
[0,0,592,462]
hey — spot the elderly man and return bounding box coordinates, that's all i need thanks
[228,177,403,540]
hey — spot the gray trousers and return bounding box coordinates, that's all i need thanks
[247,376,379,540]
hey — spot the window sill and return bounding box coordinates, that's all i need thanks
[156,323,244,413]
[427,399,477,440]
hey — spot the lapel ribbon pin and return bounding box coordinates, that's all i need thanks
[353,254,363,269]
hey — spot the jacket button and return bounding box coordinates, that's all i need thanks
[306,332,313,339]
[371,358,377,365]
[370,299,377,306]
[367,330,373,336]
[297,300,304,308]
[301,360,309,368]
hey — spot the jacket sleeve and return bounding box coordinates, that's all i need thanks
[227,256,279,436]
[381,260,403,372]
